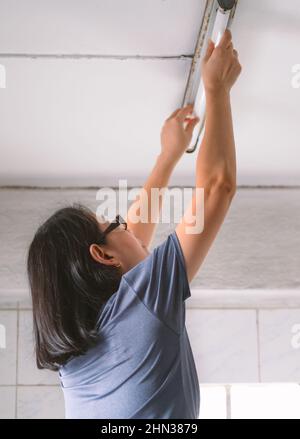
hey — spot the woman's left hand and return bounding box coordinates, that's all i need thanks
[160,103,200,165]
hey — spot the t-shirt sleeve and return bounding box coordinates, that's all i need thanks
[123,230,191,335]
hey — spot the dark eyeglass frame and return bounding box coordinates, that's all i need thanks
[102,214,127,238]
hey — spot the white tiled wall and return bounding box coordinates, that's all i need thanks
[259,310,300,382]
[0,386,16,419]
[17,386,64,419]
[186,310,259,382]
[0,310,17,385]
[18,311,60,385]
[1,299,299,418]
[0,301,62,419]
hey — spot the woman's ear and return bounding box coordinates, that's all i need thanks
[89,244,118,266]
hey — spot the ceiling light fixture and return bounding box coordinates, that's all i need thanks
[183,0,238,153]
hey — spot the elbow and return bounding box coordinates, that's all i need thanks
[224,179,237,198]
[208,176,237,198]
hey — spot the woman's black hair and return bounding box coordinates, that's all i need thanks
[27,203,122,371]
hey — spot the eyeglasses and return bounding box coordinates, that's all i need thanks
[102,214,127,238]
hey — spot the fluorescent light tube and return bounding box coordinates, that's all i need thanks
[184,0,237,153]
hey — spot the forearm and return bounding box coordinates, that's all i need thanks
[196,90,236,190]
[126,153,175,247]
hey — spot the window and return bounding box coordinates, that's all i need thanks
[199,383,300,419]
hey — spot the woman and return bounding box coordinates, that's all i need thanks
[27,30,241,419]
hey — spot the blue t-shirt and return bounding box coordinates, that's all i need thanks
[58,231,200,419]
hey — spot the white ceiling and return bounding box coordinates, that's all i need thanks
[0,0,299,186]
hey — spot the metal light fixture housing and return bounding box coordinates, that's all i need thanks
[183,0,238,153]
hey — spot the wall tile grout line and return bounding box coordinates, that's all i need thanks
[18,384,61,387]
[256,309,262,383]
[0,384,58,387]
[0,308,19,311]
[0,384,18,387]
[15,304,20,419]
[225,385,231,419]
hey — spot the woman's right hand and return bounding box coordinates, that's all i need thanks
[201,29,242,95]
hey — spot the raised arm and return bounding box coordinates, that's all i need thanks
[175,29,242,283]
[126,105,199,249]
